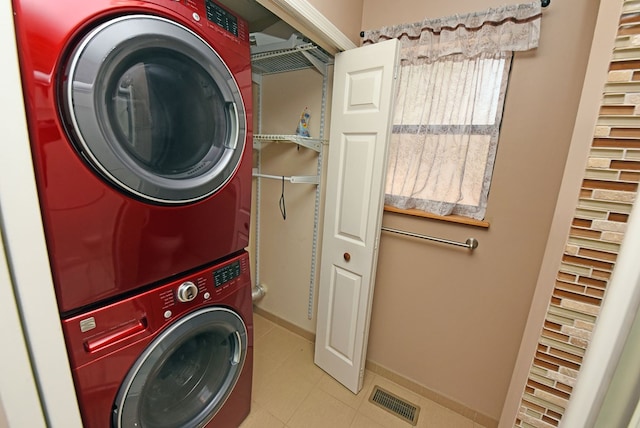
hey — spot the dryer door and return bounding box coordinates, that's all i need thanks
[113,307,247,428]
[63,15,247,204]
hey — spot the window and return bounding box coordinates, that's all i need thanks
[363,2,541,220]
[386,52,511,220]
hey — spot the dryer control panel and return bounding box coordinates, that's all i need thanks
[204,0,238,36]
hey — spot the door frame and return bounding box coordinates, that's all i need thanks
[256,0,356,54]
[1,1,83,425]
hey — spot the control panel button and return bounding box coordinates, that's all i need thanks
[164,310,172,319]
[177,281,198,302]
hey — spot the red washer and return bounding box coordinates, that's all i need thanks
[12,0,253,314]
[61,251,253,428]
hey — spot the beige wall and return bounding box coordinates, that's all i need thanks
[252,0,601,423]
[361,0,600,422]
[308,0,364,45]
[252,68,331,332]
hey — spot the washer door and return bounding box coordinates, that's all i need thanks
[113,307,247,428]
[63,15,247,204]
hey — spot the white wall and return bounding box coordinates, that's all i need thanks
[0,230,45,428]
[0,2,82,426]
[0,399,9,428]
[1,3,48,426]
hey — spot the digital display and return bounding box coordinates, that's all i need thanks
[213,261,241,287]
[205,0,238,37]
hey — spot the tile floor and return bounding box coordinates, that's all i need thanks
[240,313,487,428]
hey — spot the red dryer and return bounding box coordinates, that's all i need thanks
[61,251,254,428]
[13,0,253,314]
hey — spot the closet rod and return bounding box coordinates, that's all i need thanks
[381,226,479,251]
[252,171,319,184]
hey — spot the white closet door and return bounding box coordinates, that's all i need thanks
[314,38,399,393]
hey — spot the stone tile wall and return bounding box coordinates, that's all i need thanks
[515,2,640,426]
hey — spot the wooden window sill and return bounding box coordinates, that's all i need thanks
[384,205,490,229]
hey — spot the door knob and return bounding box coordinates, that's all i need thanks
[343,252,351,262]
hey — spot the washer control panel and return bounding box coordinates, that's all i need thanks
[63,251,251,367]
[162,253,248,311]
[213,260,241,288]
[176,281,198,302]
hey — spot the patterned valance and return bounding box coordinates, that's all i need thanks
[362,2,541,62]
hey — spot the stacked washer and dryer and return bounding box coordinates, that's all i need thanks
[13,0,254,426]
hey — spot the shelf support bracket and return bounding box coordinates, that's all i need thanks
[300,50,326,75]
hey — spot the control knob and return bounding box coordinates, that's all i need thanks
[177,281,198,302]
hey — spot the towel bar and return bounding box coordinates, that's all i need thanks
[381,226,478,250]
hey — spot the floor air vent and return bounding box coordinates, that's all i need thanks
[369,385,420,426]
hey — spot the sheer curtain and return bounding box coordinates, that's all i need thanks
[363,2,541,220]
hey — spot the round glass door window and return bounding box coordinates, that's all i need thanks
[113,307,248,428]
[63,15,247,203]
